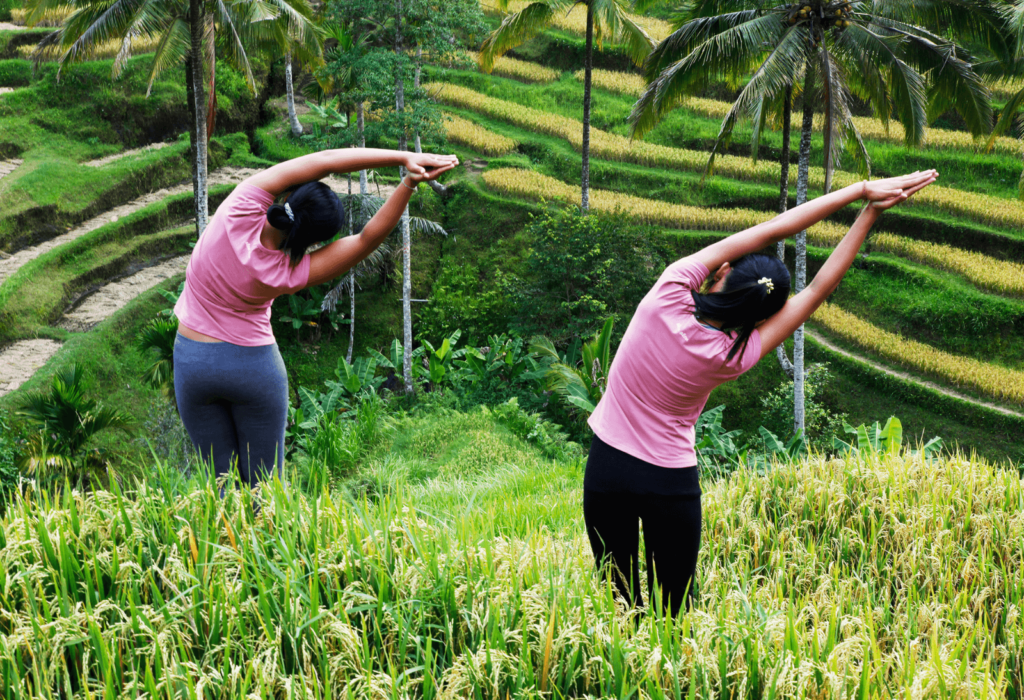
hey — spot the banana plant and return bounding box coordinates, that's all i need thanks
[458,334,547,387]
[280,293,322,337]
[832,416,941,459]
[419,330,466,387]
[329,356,384,396]
[530,318,613,414]
[369,339,425,389]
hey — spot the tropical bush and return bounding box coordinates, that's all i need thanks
[813,302,1024,404]
[758,362,848,452]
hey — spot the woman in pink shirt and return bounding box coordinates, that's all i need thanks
[585,169,938,616]
[173,149,458,490]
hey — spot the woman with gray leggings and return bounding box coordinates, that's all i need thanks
[173,149,459,488]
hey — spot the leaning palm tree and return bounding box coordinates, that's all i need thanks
[480,0,656,211]
[629,0,994,436]
[25,0,321,236]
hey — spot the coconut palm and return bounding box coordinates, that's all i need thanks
[480,0,656,211]
[25,0,321,236]
[629,0,994,435]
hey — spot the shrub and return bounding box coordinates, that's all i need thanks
[0,58,31,87]
[757,363,848,452]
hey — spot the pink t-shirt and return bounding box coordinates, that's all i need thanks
[174,183,311,346]
[588,257,762,468]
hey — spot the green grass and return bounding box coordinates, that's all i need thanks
[0,412,1021,697]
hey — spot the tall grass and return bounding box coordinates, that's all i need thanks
[0,408,1020,698]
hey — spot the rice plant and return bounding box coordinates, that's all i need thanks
[0,409,1020,698]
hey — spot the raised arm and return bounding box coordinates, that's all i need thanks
[246,149,459,197]
[305,160,459,286]
[756,171,937,359]
[688,171,936,273]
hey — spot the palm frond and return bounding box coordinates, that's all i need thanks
[146,19,189,95]
[479,1,558,73]
[630,12,785,139]
[593,0,655,67]
[641,8,766,82]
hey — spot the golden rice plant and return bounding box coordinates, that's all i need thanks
[482,167,847,243]
[9,6,70,26]
[480,0,673,42]
[428,82,1024,231]
[813,302,1024,404]
[443,113,519,155]
[992,78,1024,102]
[577,68,1021,157]
[467,51,559,83]
[872,233,1024,297]
[18,35,164,61]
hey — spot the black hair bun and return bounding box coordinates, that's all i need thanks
[266,203,295,232]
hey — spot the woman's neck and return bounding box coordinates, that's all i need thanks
[696,313,724,329]
[261,220,285,250]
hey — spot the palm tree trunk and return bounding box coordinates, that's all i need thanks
[414,45,422,154]
[286,50,303,136]
[775,84,795,380]
[580,2,594,212]
[188,0,208,235]
[793,72,814,438]
[396,0,414,394]
[357,102,367,193]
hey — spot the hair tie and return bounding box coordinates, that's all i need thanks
[284,202,296,223]
[758,277,774,294]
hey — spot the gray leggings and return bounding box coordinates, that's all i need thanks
[173,334,288,487]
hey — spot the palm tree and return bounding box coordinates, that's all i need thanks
[138,317,180,404]
[480,0,656,211]
[629,0,994,436]
[25,0,321,236]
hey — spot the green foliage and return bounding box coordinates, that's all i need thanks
[417,260,514,344]
[136,317,178,404]
[514,208,664,344]
[491,397,583,462]
[833,416,943,460]
[0,58,30,86]
[16,364,130,487]
[758,363,848,452]
[532,317,614,418]
[0,411,20,510]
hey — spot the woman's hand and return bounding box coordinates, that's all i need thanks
[404,153,459,177]
[406,158,460,184]
[861,170,938,203]
[868,172,937,211]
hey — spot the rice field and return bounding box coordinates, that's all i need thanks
[813,302,1024,404]
[426,82,1024,230]
[0,406,1020,699]
[575,68,1023,157]
[443,114,519,155]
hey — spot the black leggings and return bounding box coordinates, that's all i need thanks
[583,489,702,616]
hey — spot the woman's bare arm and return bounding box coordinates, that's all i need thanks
[756,174,937,359]
[687,171,936,273]
[246,149,459,197]
[305,161,458,286]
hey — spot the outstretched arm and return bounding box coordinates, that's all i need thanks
[305,160,459,286]
[688,171,936,273]
[756,172,937,359]
[246,149,459,197]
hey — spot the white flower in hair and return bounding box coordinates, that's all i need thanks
[757,276,774,294]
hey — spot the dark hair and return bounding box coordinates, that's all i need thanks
[266,181,347,264]
[692,253,791,361]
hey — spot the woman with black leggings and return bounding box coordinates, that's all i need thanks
[585,169,938,616]
[173,149,458,488]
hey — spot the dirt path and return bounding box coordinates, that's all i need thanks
[0,158,21,183]
[0,22,25,31]
[0,339,61,397]
[84,142,170,168]
[806,329,1024,420]
[0,167,258,286]
[60,256,189,332]
[0,88,15,95]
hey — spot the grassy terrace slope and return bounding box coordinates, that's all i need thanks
[0,430,1021,696]
[0,52,264,251]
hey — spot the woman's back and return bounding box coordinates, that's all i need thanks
[588,257,761,468]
